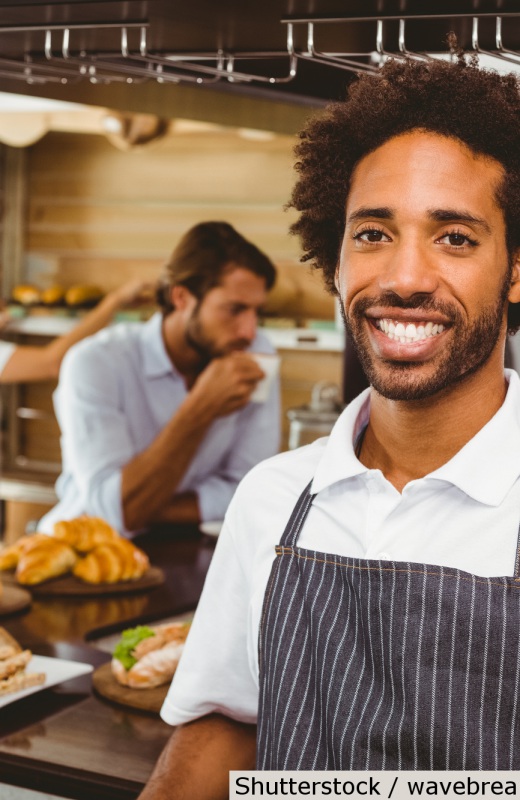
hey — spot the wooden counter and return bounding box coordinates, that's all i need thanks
[0,525,216,800]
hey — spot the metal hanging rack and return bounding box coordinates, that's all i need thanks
[0,12,519,88]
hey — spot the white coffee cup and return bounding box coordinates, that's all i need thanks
[250,353,280,403]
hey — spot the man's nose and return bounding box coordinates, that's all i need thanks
[378,239,439,300]
[237,309,258,342]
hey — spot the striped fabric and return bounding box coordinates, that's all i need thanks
[257,484,520,770]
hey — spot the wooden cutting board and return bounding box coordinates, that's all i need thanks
[92,662,169,714]
[30,566,165,597]
[0,584,32,616]
[2,567,165,597]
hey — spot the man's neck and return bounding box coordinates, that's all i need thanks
[359,353,509,492]
[161,313,204,385]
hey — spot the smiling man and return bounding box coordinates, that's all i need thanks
[39,221,279,535]
[139,57,520,798]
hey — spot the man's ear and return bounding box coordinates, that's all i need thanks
[334,265,341,296]
[171,284,193,311]
[509,252,520,304]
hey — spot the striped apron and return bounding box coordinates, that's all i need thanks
[257,481,520,770]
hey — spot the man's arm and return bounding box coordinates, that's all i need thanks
[138,715,257,800]
[121,352,264,531]
[0,279,151,384]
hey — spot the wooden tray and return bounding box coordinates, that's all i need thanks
[2,567,165,597]
[92,662,169,714]
[0,584,32,615]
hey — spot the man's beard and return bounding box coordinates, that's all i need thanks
[340,282,510,402]
[185,304,250,365]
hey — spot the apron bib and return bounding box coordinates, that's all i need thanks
[257,482,520,770]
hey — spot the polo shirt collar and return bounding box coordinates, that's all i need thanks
[428,369,520,506]
[311,369,520,506]
[140,312,179,379]
[312,387,371,493]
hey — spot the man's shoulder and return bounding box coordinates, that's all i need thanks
[64,320,146,367]
[249,329,276,355]
[234,438,328,504]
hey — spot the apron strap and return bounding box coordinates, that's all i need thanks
[513,518,520,578]
[279,480,316,548]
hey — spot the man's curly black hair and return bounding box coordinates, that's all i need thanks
[289,56,520,332]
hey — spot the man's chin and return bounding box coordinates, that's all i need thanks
[365,361,453,402]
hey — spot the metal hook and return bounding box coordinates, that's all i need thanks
[300,21,377,74]
[474,16,520,65]
[44,30,52,60]
[140,27,147,57]
[495,16,520,61]
[62,28,70,59]
[398,18,433,61]
[121,27,129,58]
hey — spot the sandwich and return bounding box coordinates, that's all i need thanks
[111,622,191,689]
[0,627,45,695]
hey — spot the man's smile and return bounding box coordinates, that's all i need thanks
[373,318,446,343]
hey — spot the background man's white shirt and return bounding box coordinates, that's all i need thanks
[39,313,280,534]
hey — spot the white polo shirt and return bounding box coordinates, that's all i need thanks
[161,369,520,727]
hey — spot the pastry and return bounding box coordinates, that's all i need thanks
[11,285,41,305]
[65,285,104,307]
[16,538,78,585]
[41,285,66,306]
[73,539,149,584]
[0,533,58,570]
[53,516,119,553]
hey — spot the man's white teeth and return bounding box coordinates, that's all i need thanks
[377,319,445,343]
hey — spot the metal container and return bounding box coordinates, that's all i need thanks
[286,381,343,449]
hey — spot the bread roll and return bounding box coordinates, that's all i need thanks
[16,538,78,585]
[65,285,104,307]
[73,539,149,584]
[111,640,184,688]
[133,622,190,659]
[41,285,66,305]
[11,285,41,305]
[53,516,119,553]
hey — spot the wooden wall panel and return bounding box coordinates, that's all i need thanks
[25,129,335,319]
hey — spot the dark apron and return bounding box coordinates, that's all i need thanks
[257,481,520,770]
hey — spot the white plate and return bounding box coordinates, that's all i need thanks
[199,520,224,538]
[0,654,93,708]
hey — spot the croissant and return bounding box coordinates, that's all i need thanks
[73,539,149,584]
[16,538,78,585]
[0,533,60,571]
[53,516,119,554]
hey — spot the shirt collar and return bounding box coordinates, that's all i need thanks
[140,312,179,379]
[428,369,520,506]
[311,387,371,493]
[312,369,520,506]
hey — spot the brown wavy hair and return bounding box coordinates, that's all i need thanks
[157,221,276,314]
[289,56,520,332]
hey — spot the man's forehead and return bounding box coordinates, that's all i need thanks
[345,130,505,217]
[205,265,267,302]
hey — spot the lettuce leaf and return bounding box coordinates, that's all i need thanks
[113,625,155,670]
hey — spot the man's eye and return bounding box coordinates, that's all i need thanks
[438,232,478,248]
[354,229,389,243]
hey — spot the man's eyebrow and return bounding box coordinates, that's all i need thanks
[428,209,492,234]
[346,207,393,224]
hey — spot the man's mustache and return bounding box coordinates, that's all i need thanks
[350,293,460,322]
